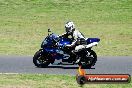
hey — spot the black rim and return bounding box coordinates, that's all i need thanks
[84,51,96,66]
[88,52,95,64]
[37,55,49,65]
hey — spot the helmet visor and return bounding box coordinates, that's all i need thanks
[65,27,71,33]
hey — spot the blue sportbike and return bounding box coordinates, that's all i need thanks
[33,29,100,68]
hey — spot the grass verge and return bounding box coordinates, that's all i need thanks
[0,0,132,56]
[0,74,131,88]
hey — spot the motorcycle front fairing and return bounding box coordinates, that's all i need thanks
[40,33,72,60]
[40,34,62,59]
[41,33,59,48]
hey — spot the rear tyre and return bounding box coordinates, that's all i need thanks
[81,50,97,68]
[33,50,50,68]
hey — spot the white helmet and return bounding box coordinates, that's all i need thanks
[65,21,75,34]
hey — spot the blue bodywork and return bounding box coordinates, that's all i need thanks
[41,33,100,60]
[86,38,100,44]
[41,33,72,60]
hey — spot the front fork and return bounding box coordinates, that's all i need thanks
[39,48,55,64]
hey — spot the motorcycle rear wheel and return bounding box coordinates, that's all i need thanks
[80,50,97,68]
[33,50,50,68]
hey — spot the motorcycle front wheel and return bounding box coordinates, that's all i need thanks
[33,50,50,68]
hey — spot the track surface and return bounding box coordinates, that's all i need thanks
[0,56,132,75]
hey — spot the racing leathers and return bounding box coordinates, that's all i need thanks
[61,29,86,52]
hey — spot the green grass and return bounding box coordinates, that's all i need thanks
[0,0,132,56]
[0,74,131,88]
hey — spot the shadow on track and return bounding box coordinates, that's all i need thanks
[37,66,95,69]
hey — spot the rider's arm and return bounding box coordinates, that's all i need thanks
[66,40,77,47]
[73,30,85,39]
[67,30,85,47]
[71,40,77,46]
[59,33,69,38]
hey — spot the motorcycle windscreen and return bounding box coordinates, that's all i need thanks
[41,33,59,48]
[41,38,54,48]
[86,38,100,44]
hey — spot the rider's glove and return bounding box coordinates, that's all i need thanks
[58,35,62,38]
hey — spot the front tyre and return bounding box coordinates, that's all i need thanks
[33,50,50,68]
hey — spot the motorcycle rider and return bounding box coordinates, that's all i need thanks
[60,21,86,63]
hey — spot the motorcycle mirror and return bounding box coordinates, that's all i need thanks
[48,29,51,35]
[48,29,51,32]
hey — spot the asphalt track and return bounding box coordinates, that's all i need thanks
[0,56,132,75]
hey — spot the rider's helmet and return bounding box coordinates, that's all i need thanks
[65,21,75,34]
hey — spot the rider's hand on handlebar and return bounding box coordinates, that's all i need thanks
[58,35,62,38]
